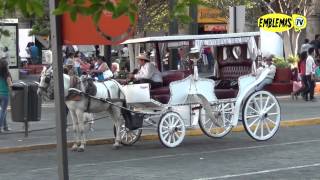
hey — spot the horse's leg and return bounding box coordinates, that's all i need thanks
[76,110,86,152]
[110,104,122,149]
[69,109,80,151]
[86,113,95,132]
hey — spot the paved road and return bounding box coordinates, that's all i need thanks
[0,125,320,180]
[1,96,319,149]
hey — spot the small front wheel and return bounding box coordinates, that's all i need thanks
[242,91,281,141]
[199,102,233,138]
[113,122,142,146]
[158,111,185,148]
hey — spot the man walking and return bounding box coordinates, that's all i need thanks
[304,47,316,101]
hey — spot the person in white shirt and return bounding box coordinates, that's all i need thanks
[128,54,163,89]
[300,39,312,53]
[304,47,316,101]
[255,55,277,91]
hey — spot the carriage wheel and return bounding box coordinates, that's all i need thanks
[242,91,281,141]
[199,102,233,138]
[113,122,142,146]
[158,111,186,148]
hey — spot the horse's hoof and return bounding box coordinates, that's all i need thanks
[71,144,78,152]
[77,147,85,152]
[112,144,121,150]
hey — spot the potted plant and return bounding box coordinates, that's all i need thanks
[272,56,292,82]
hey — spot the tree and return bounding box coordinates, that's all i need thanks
[260,0,314,57]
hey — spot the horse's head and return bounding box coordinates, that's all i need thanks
[80,74,97,96]
[37,66,54,100]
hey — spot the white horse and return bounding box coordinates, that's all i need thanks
[37,66,125,151]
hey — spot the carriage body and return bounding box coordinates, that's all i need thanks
[118,32,281,147]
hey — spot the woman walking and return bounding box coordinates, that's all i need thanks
[0,60,12,132]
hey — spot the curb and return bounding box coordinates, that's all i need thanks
[0,118,320,153]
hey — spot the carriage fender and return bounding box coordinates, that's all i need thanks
[231,69,271,126]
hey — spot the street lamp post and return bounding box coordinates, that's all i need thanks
[49,0,69,179]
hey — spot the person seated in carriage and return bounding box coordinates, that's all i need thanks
[254,54,276,91]
[89,56,113,81]
[128,54,163,89]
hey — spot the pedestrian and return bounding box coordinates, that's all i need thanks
[204,47,214,72]
[304,47,316,101]
[74,51,82,76]
[298,51,308,100]
[90,56,113,81]
[300,38,312,53]
[30,42,40,64]
[26,42,32,64]
[0,60,12,132]
[310,34,320,58]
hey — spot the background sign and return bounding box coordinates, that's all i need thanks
[197,7,227,23]
[62,12,134,45]
[0,21,19,68]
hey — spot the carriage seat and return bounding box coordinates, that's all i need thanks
[151,70,191,104]
[214,61,252,99]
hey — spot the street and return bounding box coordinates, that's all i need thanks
[1,125,320,180]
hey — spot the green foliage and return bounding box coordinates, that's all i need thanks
[273,56,291,68]
[53,0,138,25]
[1,0,44,17]
[287,55,299,64]
[29,18,50,36]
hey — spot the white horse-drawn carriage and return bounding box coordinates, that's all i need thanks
[38,32,281,150]
[116,32,281,148]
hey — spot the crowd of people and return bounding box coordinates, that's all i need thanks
[293,34,320,101]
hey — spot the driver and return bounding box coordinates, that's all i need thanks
[128,54,163,89]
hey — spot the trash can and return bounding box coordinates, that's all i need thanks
[10,81,41,123]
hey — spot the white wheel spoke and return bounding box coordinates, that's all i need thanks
[121,132,126,139]
[263,96,270,111]
[209,122,214,131]
[163,119,169,126]
[260,120,264,138]
[248,117,260,128]
[162,129,169,134]
[174,132,179,140]
[171,134,175,143]
[246,114,260,119]
[264,103,276,113]
[253,98,261,111]
[248,105,259,114]
[253,119,261,136]
[268,112,279,116]
[264,120,271,134]
[163,132,170,141]
[266,117,276,125]
[260,94,263,110]
[203,118,211,125]
[173,118,180,127]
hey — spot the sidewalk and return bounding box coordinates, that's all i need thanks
[0,96,320,152]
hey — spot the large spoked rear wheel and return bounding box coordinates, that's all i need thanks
[113,122,142,146]
[158,111,186,148]
[199,102,233,138]
[242,91,281,141]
